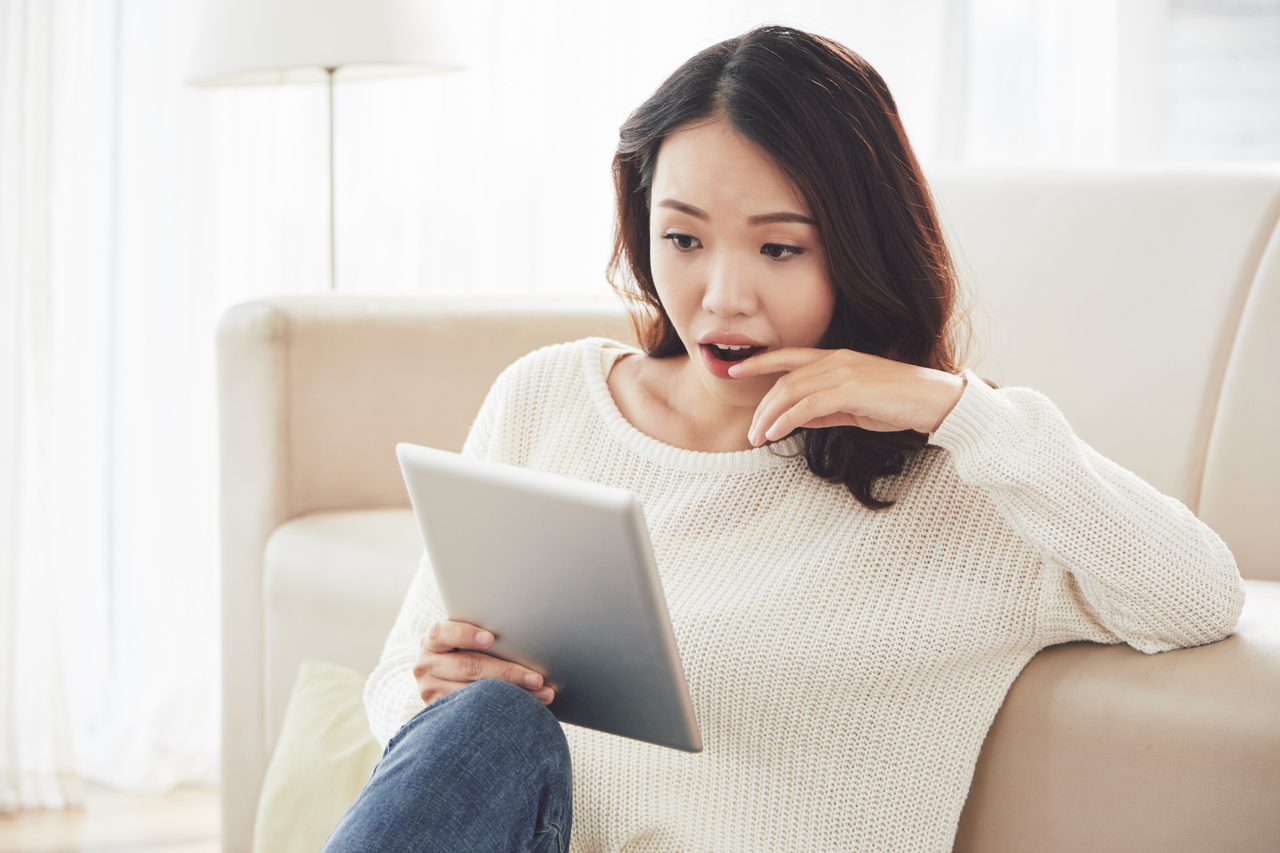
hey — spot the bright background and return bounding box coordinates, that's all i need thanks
[2,0,1278,806]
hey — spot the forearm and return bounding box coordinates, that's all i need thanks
[931,372,1245,652]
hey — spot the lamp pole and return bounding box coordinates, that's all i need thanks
[327,66,337,292]
[187,0,462,297]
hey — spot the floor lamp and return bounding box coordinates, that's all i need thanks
[187,0,461,291]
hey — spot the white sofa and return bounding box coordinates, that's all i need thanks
[218,169,1280,853]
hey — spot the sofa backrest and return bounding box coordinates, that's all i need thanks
[219,295,636,522]
[218,171,1280,582]
[1199,217,1280,581]
[930,168,1280,580]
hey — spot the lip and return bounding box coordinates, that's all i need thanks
[696,332,767,348]
[697,337,768,380]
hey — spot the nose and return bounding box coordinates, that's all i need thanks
[701,250,758,318]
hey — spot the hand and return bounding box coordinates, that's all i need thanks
[728,348,965,446]
[413,620,555,706]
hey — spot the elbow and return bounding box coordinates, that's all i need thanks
[1190,542,1247,645]
[1164,527,1246,650]
[1135,563,1245,654]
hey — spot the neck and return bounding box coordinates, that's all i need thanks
[664,355,763,452]
[611,351,771,454]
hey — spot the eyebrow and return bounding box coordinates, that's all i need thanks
[655,198,815,227]
[747,211,816,226]
[657,199,709,219]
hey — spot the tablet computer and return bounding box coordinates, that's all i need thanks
[396,442,702,753]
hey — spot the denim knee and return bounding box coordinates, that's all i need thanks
[442,679,565,740]
[387,678,571,778]
[389,676,565,753]
[324,678,573,853]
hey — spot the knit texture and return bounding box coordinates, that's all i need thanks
[365,338,1244,853]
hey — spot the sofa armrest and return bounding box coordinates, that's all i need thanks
[217,295,631,853]
[954,579,1280,852]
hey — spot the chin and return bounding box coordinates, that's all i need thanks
[698,368,772,407]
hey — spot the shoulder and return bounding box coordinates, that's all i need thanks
[494,337,625,389]
[474,337,624,456]
[481,338,595,409]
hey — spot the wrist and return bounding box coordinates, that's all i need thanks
[925,371,967,434]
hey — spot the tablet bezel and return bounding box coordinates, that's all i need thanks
[396,442,703,753]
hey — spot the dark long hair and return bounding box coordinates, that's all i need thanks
[607,26,965,510]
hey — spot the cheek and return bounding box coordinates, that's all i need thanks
[776,274,836,347]
[812,280,837,340]
[649,235,669,292]
[650,249,697,324]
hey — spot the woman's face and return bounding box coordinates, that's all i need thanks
[649,118,835,409]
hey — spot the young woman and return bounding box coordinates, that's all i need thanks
[324,25,1242,853]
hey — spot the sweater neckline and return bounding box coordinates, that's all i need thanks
[580,337,804,474]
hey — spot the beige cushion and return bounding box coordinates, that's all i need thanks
[1199,222,1280,581]
[254,660,381,853]
[930,169,1280,513]
[263,509,421,753]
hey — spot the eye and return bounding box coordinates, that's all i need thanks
[662,233,702,251]
[761,243,805,260]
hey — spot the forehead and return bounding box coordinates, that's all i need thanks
[652,119,812,216]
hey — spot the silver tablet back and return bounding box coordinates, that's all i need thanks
[397,442,702,753]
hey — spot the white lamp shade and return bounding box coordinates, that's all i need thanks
[188,0,461,86]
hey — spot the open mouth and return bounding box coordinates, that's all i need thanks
[703,343,765,363]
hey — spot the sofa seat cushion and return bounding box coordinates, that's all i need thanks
[262,507,1280,851]
[262,508,422,751]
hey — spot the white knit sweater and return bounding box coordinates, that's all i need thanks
[365,337,1244,853]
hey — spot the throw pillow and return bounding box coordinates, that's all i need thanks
[253,659,383,853]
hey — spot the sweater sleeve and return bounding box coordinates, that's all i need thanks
[929,370,1245,655]
[362,365,513,746]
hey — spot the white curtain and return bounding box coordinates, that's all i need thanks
[332,0,1153,298]
[2,0,323,803]
[1,0,113,810]
[0,0,1158,805]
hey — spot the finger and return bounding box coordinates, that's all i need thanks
[727,346,829,378]
[433,650,548,692]
[418,677,465,706]
[757,387,857,444]
[424,620,495,654]
[746,362,837,442]
[767,384,920,437]
[794,412,864,430]
[749,367,852,444]
[417,668,555,708]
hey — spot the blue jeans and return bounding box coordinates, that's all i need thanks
[320,679,573,853]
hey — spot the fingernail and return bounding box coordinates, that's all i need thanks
[476,631,493,647]
[523,673,540,688]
